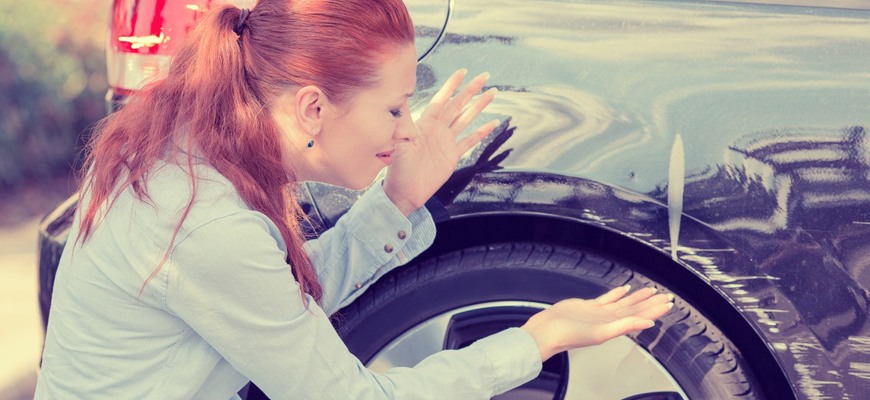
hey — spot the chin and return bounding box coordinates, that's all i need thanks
[338,172,382,191]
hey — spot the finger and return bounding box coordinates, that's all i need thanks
[451,87,497,136]
[595,284,632,305]
[597,317,656,344]
[633,299,675,320]
[615,293,672,318]
[425,69,468,118]
[441,72,490,122]
[456,119,500,155]
[613,287,658,308]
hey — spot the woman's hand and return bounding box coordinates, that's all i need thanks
[383,69,499,216]
[521,286,674,362]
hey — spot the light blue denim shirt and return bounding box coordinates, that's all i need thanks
[35,160,542,399]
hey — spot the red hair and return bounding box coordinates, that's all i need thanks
[77,0,415,302]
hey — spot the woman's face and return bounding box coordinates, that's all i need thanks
[297,45,419,190]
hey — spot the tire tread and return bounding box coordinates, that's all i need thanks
[336,243,761,399]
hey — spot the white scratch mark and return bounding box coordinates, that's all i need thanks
[668,133,685,261]
[849,363,870,380]
[848,336,870,354]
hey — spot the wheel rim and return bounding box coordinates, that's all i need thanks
[366,301,688,400]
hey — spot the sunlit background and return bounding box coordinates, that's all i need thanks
[0,1,108,398]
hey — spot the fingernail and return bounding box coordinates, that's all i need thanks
[458,68,468,76]
[623,284,631,292]
[667,294,675,301]
[649,287,658,295]
[667,302,675,309]
[480,71,491,80]
[489,119,500,126]
[643,320,655,329]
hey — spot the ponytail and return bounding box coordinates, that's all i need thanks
[80,5,322,302]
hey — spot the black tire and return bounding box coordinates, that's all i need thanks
[333,242,763,399]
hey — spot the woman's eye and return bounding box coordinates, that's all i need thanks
[390,109,403,119]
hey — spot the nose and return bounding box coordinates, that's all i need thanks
[393,111,420,142]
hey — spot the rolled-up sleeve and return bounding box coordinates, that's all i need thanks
[303,182,436,314]
[164,210,541,399]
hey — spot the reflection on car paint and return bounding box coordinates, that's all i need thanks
[422,2,870,395]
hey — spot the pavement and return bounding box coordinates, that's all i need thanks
[0,217,43,400]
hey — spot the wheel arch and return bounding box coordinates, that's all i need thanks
[417,211,794,398]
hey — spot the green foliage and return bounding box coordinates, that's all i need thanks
[0,0,108,189]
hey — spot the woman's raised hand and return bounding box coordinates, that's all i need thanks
[383,69,498,216]
[521,286,674,362]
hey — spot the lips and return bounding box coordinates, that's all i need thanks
[376,149,395,165]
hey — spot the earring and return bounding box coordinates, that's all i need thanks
[307,139,315,148]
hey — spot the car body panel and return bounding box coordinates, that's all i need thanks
[407,0,869,397]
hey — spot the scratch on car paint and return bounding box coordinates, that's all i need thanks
[665,245,737,257]
[741,307,790,314]
[849,336,870,354]
[794,363,843,399]
[675,246,737,253]
[646,242,774,320]
[736,297,760,303]
[704,272,781,284]
[679,254,714,265]
[579,212,615,223]
[848,363,870,380]
[853,221,870,225]
[798,367,847,399]
[741,306,786,331]
[627,232,653,237]
[789,337,847,399]
[713,275,781,281]
[668,134,685,261]
[678,251,788,332]
[847,337,870,380]
[697,261,789,332]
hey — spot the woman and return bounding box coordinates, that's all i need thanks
[35,0,673,398]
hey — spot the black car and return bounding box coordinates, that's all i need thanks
[38,0,870,398]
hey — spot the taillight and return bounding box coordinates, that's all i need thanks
[106,0,256,110]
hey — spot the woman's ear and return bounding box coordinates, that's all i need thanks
[295,85,325,137]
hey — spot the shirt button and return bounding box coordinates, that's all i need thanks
[355,282,362,289]
[384,244,394,253]
[397,230,407,240]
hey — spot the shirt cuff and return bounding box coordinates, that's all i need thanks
[343,181,436,267]
[399,201,435,264]
[471,327,543,396]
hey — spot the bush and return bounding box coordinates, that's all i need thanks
[0,0,108,190]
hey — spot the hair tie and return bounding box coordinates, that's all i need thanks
[234,9,250,35]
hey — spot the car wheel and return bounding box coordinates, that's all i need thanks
[334,242,763,399]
